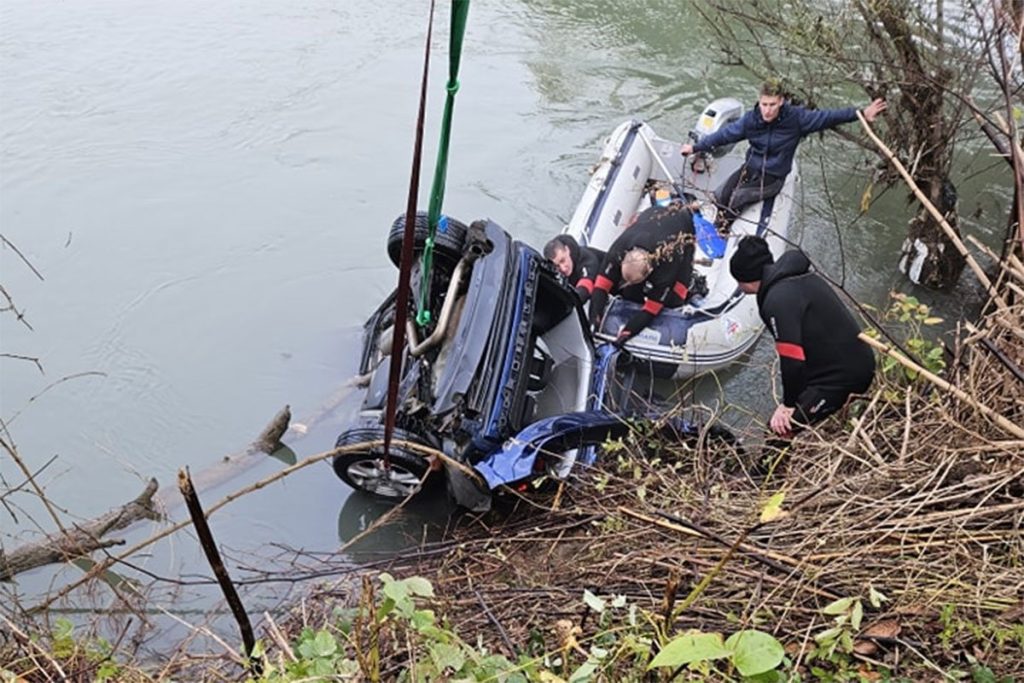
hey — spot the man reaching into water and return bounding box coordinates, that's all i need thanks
[729,236,874,436]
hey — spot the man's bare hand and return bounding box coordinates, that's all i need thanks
[769,404,795,435]
[861,98,887,123]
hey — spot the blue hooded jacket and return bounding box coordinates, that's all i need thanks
[693,101,858,178]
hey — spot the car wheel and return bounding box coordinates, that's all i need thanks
[332,427,435,500]
[387,211,468,268]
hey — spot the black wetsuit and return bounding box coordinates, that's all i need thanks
[590,203,695,344]
[758,250,875,425]
[550,234,605,303]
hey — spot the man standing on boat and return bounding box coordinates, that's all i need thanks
[679,80,887,230]
[543,234,606,303]
[729,236,874,436]
[589,202,695,347]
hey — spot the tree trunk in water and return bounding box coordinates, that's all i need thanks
[0,479,161,581]
[898,177,966,289]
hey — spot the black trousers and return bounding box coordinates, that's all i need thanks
[715,167,785,227]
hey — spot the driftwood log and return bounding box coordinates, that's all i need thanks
[0,478,161,581]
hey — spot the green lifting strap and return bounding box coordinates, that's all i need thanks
[416,0,471,327]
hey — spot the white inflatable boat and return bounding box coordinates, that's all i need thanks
[564,99,796,379]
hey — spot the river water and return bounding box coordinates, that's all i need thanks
[0,0,1008,642]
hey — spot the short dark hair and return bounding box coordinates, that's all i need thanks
[543,237,568,260]
[760,78,785,98]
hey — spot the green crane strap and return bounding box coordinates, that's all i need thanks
[416,0,471,327]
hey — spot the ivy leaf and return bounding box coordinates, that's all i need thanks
[724,630,785,677]
[648,631,731,668]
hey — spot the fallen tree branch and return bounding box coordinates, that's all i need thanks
[31,438,452,613]
[178,468,261,677]
[0,478,161,582]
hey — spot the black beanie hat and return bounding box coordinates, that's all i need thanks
[730,236,774,283]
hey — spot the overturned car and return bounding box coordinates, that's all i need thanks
[332,213,728,510]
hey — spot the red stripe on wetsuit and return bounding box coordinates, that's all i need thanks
[594,275,614,293]
[775,342,806,360]
[577,278,594,294]
[642,300,663,315]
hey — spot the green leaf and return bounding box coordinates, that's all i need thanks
[583,589,606,614]
[310,657,334,677]
[430,642,466,673]
[851,600,864,631]
[868,586,888,608]
[822,597,854,615]
[813,626,843,644]
[382,577,410,603]
[312,630,337,658]
[971,665,997,683]
[724,630,785,677]
[923,316,943,325]
[746,671,785,683]
[411,608,436,632]
[568,661,598,683]
[648,631,731,668]
[760,491,787,523]
[403,575,435,598]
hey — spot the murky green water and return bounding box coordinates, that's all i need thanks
[0,0,1008,642]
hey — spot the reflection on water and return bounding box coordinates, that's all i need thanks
[337,491,453,562]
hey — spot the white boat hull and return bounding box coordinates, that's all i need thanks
[565,118,796,379]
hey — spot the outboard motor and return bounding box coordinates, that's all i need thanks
[688,97,744,158]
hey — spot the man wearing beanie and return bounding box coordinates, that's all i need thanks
[730,236,875,435]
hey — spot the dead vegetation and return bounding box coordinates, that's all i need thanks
[276,266,1024,679]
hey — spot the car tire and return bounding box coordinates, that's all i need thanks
[332,427,436,500]
[387,212,468,268]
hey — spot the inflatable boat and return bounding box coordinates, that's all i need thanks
[562,99,796,379]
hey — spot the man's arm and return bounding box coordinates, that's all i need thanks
[589,253,622,328]
[798,98,887,135]
[682,113,750,155]
[615,260,681,344]
[574,248,602,303]
[763,286,807,407]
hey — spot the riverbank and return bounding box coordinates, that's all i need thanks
[4,277,1022,681]
[263,274,1024,680]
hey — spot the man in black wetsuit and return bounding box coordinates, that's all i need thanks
[543,234,606,303]
[729,236,875,435]
[589,202,695,347]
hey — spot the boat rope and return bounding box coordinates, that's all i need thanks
[382,0,439,464]
[416,0,471,327]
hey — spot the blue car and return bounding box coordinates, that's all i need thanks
[332,214,727,510]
